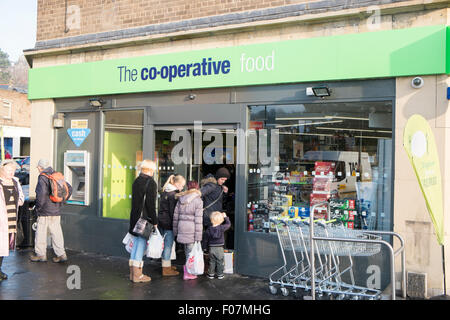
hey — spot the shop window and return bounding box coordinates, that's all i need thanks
[102,110,143,219]
[20,137,30,156]
[247,102,393,233]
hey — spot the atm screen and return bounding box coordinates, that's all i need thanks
[71,167,85,175]
[77,182,85,192]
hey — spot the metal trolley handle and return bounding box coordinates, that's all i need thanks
[308,201,406,300]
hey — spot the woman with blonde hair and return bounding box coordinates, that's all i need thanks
[158,174,185,276]
[0,160,24,281]
[128,159,158,283]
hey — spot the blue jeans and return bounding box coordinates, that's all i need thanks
[160,228,174,261]
[130,236,147,262]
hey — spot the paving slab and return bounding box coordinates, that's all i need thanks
[0,248,297,300]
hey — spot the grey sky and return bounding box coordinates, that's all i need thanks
[0,0,37,63]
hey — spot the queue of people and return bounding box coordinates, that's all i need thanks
[0,156,231,285]
[127,159,231,283]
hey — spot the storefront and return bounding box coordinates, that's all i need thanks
[27,24,449,294]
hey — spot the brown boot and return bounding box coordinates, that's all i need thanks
[132,261,151,283]
[162,266,180,276]
[162,260,179,276]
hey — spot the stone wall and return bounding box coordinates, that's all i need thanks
[0,89,31,128]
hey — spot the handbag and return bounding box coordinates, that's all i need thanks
[132,180,153,238]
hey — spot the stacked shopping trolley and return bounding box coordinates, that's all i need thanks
[269,202,406,300]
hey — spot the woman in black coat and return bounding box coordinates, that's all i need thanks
[158,174,185,277]
[128,160,158,283]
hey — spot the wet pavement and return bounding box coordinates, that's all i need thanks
[0,247,297,300]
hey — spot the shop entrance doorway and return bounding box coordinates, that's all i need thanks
[154,125,237,250]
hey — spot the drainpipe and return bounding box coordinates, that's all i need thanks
[0,126,4,161]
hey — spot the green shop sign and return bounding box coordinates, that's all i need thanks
[28,25,449,100]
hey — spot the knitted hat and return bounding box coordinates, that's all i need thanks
[37,158,50,169]
[215,167,230,180]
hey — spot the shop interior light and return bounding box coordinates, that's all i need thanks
[279,132,334,137]
[275,116,328,121]
[354,135,392,140]
[312,86,331,97]
[324,115,369,121]
[276,120,343,128]
[316,126,392,133]
[276,115,369,121]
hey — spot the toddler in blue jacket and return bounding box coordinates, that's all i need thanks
[203,211,231,279]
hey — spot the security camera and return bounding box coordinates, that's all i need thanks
[411,77,424,89]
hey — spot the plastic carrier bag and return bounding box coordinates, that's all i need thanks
[170,242,176,260]
[186,241,204,275]
[122,233,135,253]
[146,228,164,259]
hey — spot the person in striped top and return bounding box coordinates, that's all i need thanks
[0,160,24,281]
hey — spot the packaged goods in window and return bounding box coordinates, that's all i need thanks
[282,194,293,206]
[329,199,349,210]
[298,205,310,217]
[348,199,355,209]
[288,206,299,218]
[314,161,336,176]
[289,171,302,183]
[253,216,264,232]
[312,177,333,193]
[310,193,331,219]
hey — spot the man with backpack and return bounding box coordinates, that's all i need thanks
[30,159,72,263]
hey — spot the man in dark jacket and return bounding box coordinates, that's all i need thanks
[200,167,230,228]
[30,159,72,263]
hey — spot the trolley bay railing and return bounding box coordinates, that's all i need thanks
[268,201,406,300]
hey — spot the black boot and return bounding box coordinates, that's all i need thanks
[0,257,7,281]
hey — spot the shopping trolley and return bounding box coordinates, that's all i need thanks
[269,202,406,300]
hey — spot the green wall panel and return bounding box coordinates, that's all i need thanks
[102,131,142,220]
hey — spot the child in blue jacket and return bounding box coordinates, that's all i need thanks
[203,211,231,279]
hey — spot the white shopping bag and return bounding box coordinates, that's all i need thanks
[186,241,204,275]
[122,233,135,253]
[170,242,176,260]
[146,228,164,258]
[224,250,234,274]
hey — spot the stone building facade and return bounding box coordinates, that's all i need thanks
[0,88,31,157]
[26,0,450,298]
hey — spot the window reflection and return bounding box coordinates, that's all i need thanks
[247,102,393,233]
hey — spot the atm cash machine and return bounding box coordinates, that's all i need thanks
[64,150,90,205]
